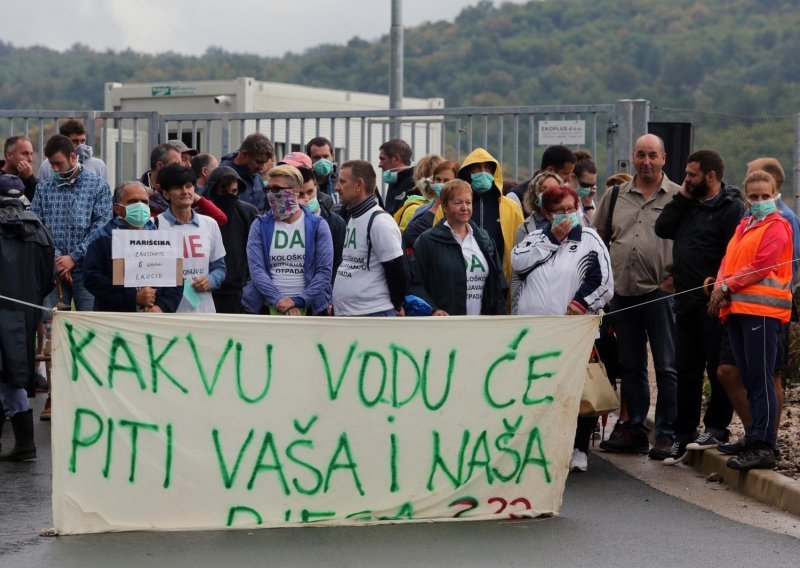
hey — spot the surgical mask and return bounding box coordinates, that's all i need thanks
[123,202,151,228]
[552,212,580,229]
[470,172,494,193]
[431,183,444,197]
[306,196,320,214]
[383,169,398,184]
[313,159,334,178]
[576,185,592,198]
[750,198,777,220]
[267,190,301,221]
[51,161,81,186]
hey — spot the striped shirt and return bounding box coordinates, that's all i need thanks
[31,169,112,263]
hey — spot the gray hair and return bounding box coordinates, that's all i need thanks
[113,181,149,204]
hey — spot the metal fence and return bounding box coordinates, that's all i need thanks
[0,104,619,190]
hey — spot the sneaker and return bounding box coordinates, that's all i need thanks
[648,436,673,461]
[599,424,648,454]
[727,443,776,471]
[718,438,749,455]
[569,449,588,472]
[687,432,723,451]
[662,440,689,466]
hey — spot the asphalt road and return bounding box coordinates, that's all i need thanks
[2,396,798,568]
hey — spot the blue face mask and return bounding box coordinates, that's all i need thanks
[431,183,444,197]
[576,184,593,198]
[470,172,494,193]
[552,212,580,229]
[123,202,151,228]
[750,198,777,220]
[306,196,320,214]
[383,170,398,184]
[313,159,333,178]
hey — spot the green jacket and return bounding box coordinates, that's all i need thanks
[410,219,507,315]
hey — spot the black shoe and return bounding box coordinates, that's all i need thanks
[648,436,674,461]
[663,439,690,466]
[687,432,725,451]
[0,409,36,462]
[717,438,749,455]
[599,424,648,454]
[727,442,776,471]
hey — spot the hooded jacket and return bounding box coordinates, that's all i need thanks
[220,151,266,212]
[411,219,507,315]
[433,148,523,282]
[0,200,55,389]
[655,183,745,314]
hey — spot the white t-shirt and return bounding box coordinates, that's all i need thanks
[270,214,306,297]
[451,224,489,315]
[157,212,226,313]
[333,206,403,316]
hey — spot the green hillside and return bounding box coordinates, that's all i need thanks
[1,0,798,114]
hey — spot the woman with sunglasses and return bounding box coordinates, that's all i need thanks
[571,150,598,225]
[512,184,613,472]
[241,164,333,316]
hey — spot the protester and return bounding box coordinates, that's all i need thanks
[402,160,459,253]
[0,174,54,461]
[393,154,444,231]
[38,119,108,182]
[306,136,338,199]
[379,139,415,215]
[156,164,226,313]
[84,181,183,312]
[191,153,220,194]
[507,145,577,216]
[511,184,613,471]
[333,160,407,316]
[434,148,523,283]
[709,170,792,470]
[241,164,333,316]
[202,167,258,313]
[168,139,198,169]
[592,134,679,458]
[220,133,275,211]
[410,179,507,316]
[1,136,38,202]
[571,150,598,225]
[655,150,744,465]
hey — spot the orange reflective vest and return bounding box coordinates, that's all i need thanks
[720,215,793,323]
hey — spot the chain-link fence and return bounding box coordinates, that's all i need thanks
[650,105,796,199]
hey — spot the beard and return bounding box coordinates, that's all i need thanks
[686,178,710,199]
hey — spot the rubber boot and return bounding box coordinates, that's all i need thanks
[0,409,37,462]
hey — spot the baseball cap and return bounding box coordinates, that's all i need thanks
[279,152,312,170]
[168,139,198,156]
[0,174,25,198]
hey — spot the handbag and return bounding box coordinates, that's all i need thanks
[579,346,619,417]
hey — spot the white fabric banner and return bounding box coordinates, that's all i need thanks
[51,311,599,534]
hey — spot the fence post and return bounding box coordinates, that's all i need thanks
[615,99,650,174]
[147,112,160,155]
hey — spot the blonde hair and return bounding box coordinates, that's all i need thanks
[743,170,777,196]
[266,164,303,188]
[605,172,633,188]
[524,171,563,214]
[413,154,444,182]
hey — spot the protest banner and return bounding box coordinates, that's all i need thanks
[111,229,183,288]
[51,311,599,534]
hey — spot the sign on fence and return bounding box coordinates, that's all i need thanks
[51,311,598,534]
[538,120,586,146]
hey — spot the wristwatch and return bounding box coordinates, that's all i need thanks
[720,281,729,294]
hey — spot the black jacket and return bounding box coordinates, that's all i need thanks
[0,199,55,389]
[83,219,183,313]
[655,184,745,313]
[319,200,346,282]
[384,167,416,216]
[209,196,259,295]
[411,219,507,315]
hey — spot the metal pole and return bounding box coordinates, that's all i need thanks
[389,0,403,139]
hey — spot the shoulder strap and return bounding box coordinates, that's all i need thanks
[604,184,620,247]
[153,215,160,229]
[366,210,388,271]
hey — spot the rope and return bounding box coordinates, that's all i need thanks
[0,294,54,313]
[609,256,799,316]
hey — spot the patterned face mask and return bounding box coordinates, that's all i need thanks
[267,189,301,220]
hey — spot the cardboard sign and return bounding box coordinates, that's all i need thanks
[51,312,599,534]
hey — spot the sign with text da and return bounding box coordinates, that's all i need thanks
[111,229,182,288]
[51,312,598,534]
[538,120,586,145]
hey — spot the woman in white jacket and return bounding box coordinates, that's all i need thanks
[512,184,613,472]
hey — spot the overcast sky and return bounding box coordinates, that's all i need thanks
[4,0,515,57]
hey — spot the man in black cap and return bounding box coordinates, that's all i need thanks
[0,174,55,461]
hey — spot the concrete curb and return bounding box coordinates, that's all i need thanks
[686,449,800,518]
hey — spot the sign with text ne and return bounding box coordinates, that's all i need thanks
[111,229,182,288]
[51,312,598,534]
[538,120,586,145]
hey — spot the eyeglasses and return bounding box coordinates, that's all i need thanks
[550,207,577,214]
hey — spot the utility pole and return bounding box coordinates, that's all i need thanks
[389,0,403,139]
